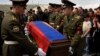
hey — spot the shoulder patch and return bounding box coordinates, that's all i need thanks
[12,16,17,21]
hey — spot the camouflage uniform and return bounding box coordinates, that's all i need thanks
[63,15,80,38]
[49,12,57,27]
[70,14,85,56]
[71,34,85,56]
[54,13,64,29]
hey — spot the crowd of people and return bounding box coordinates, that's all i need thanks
[0,0,100,56]
[24,2,100,56]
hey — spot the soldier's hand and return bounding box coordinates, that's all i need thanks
[37,48,46,56]
[56,25,60,30]
[49,23,54,27]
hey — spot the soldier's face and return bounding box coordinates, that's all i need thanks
[48,6,54,12]
[63,8,73,15]
[55,7,61,12]
[17,5,26,15]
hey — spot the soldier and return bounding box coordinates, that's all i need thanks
[48,3,64,31]
[62,1,85,56]
[62,0,76,39]
[48,3,58,27]
[1,0,37,56]
[53,4,64,33]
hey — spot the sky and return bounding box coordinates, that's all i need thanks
[0,0,99,9]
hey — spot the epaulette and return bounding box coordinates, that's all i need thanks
[12,15,17,21]
[5,12,17,21]
[75,16,80,19]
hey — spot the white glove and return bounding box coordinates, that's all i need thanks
[69,46,73,54]
[37,48,46,56]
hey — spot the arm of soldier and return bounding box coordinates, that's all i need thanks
[49,14,55,26]
[6,20,37,53]
[56,17,64,30]
[49,17,54,26]
[56,19,64,30]
[60,19,64,26]
[71,35,81,47]
[75,16,82,27]
[55,19,64,30]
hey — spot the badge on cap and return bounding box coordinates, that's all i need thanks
[13,26,19,32]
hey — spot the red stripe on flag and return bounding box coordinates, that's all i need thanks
[27,22,50,52]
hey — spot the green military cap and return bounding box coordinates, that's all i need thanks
[49,3,62,8]
[62,0,76,8]
[49,3,56,8]
[61,0,68,3]
[10,0,29,6]
[54,3,62,7]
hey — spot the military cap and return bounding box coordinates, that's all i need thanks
[55,4,62,8]
[49,3,56,7]
[49,3,62,8]
[61,0,68,3]
[10,0,28,2]
[10,0,29,6]
[62,0,76,7]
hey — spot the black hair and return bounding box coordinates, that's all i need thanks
[84,13,89,18]
[96,15,100,22]
[10,7,12,10]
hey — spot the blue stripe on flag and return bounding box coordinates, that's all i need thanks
[32,21,65,42]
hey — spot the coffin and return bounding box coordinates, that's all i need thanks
[27,21,70,56]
